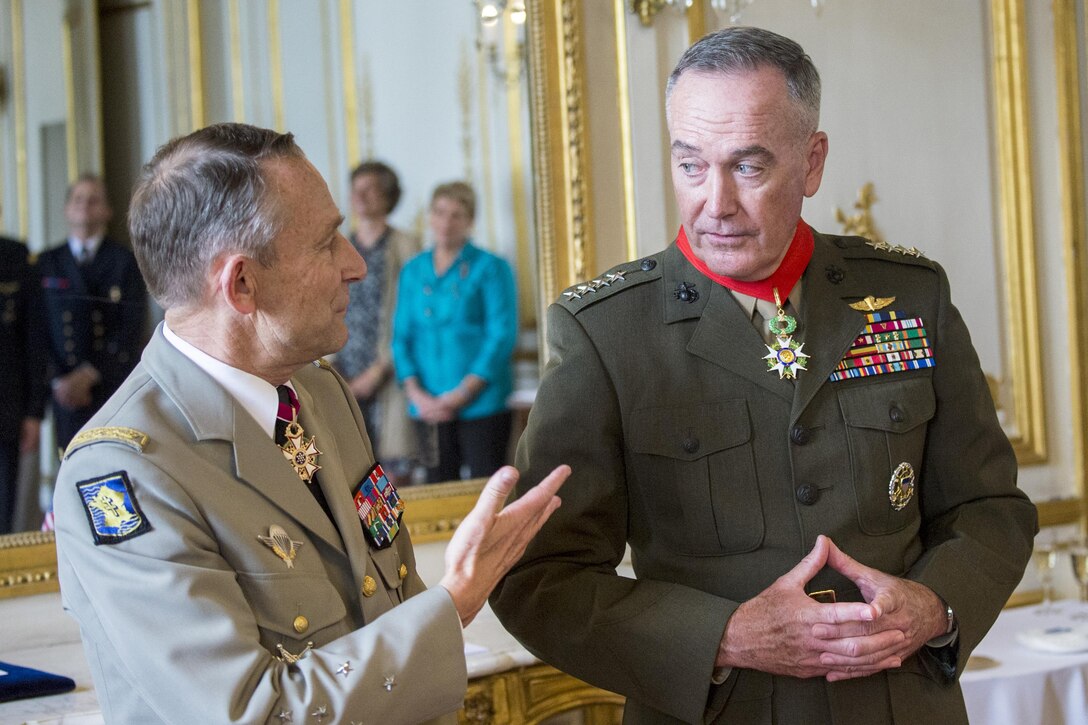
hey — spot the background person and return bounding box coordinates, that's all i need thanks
[491,26,1036,725]
[0,234,47,533]
[38,173,147,451]
[52,123,567,724]
[335,160,424,485]
[392,181,517,483]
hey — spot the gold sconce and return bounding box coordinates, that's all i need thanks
[473,0,527,81]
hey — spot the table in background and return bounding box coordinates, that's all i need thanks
[961,602,1088,725]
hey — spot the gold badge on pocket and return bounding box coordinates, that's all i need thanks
[889,462,916,511]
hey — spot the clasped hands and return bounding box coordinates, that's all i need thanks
[52,363,101,410]
[717,535,947,682]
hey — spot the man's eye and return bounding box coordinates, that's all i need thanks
[679,163,699,174]
[737,164,761,175]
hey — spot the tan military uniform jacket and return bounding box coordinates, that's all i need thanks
[491,232,1037,724]
[54,327,466,724]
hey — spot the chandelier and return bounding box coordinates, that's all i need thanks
[631,0,825,26]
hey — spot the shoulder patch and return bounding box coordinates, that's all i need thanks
[64,427,149,460]
[313,358,333,370]
[76,471,152,545]
[559,256,663,314]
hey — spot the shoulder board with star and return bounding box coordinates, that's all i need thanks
[833,235,937,270]
[64,426,149,460]
[558,255,664,315]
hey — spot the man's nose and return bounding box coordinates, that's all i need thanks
[704,170,739,218]
[342,235,366,282]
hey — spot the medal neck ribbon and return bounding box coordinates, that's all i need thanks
[676,219,814,303]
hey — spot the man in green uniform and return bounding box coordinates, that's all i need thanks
[491,26,1036,724]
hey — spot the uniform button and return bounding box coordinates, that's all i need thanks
[796,484,819,506]
[790,424,810,445]
[640,258,657,272]
[681,437,699,454]
[94,325,104,336]
[64,340,75,352]
[62,311,72,322]
[889,406,905,423]
[361,576,377,597]
[398,564,408,580]
[293,615,309,633]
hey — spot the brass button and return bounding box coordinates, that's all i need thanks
[62,311,72,322]
[293,615,309,633]
[362,576,377,597]
[398,564,408,580]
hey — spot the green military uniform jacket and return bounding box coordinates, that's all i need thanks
[54,327,467,724]
[491,231,1037,724]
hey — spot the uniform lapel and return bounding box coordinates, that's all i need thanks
[666,244,795,404]
[142,328,345,552]
[291,380,372,590]
[790,236,868,422]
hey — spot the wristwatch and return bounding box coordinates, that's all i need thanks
[943,601,956,635]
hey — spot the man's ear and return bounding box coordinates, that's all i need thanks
[217,254,258,315]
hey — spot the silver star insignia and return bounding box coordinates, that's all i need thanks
[276,711,293,723]
[383,675,396,692]
[563,289,582,301]
[609,270,627,282]
[865,240,891,252]
[336,661,353,678]
[577,284,595,294]
[311,704,329,722]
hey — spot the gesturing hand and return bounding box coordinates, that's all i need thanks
[439,465,569,626]
[716,535,905,679]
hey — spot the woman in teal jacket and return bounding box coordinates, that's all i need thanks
[392,181,517,482]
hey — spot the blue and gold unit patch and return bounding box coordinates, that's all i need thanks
[76,471,151,545]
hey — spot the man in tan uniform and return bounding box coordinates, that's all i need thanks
[53,123,567,724]
[491,27,1036,724]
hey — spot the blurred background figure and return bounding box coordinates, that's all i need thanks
[393,181,517,483]
[0,232,47,533]
[38,173,147,453]
[334,161,423,485]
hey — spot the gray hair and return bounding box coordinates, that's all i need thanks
[128,122,305,308]
[665,26,821,134]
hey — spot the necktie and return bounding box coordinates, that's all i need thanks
[275,385,335,521]
[75,244,90,266]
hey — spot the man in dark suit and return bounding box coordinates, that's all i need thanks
[38,173,147,450]
[0,235,47,532]
[491,27,1037,724]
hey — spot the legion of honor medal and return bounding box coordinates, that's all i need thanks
[763,287,809,380]
[280,417,322,483]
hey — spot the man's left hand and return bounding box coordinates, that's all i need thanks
[813,538,948,681]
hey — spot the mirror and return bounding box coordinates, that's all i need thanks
[0,0,553,585]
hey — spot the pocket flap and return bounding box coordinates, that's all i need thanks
[236,572,347,637]
[838,378,935,433]
[370,545,406,591]
[627,399,751,461]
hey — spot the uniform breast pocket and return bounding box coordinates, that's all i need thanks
[235,572,349,649]
[837,377,936,535]
[627,399,763,556]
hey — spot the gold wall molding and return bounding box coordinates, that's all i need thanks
[612,0,638,262]
[991,0,1046,464]
[186,0,205,129]
[267,0,284,131]
[338,0,359,167]
[228,0,244,121]
[834,182,887,247]
[504,14,536,327]
[61,11,77,180]
[1053,0,1088,514]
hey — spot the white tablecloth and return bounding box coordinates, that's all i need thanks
[961,602,1088,725]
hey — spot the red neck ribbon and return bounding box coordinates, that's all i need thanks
[676,220,814,303]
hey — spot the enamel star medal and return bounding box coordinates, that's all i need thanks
[281,416,322,483]
[763,287,809,380]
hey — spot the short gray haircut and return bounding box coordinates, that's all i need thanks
[128,122,305,308]
[665,26,821,134]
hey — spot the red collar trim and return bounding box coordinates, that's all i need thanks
[676,220,814,303]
